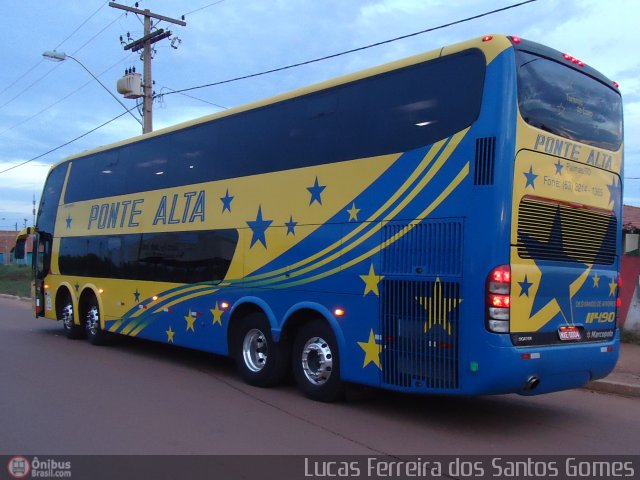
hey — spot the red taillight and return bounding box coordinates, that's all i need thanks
[510,36,521,44]
[613,81,620,88]
[563,53,585,67]
[490,294,510,308]
[487,265,511,333]
[616,297,622,308]
[482,35,493,42]
[491,265,511,284]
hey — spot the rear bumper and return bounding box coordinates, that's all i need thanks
[460,330,620,396]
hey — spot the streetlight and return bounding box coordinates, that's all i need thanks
[42,50,143,128]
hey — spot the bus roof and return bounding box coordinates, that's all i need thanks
[47,34,618,172]
[48,34,515,171]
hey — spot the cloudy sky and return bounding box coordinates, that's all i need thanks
[0,0,638,231]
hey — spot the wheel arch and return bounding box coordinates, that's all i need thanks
[54,283,77,323]
[78,284,106,329]
[227,297,277,355]
[281,302,346,354]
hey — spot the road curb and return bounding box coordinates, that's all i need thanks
[0,293,31,303]
[585,379,640,398]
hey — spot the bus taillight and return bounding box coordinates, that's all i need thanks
[563,53,585,67]
[487,265,510,333]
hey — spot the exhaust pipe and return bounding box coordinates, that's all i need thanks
[523,375,540,391]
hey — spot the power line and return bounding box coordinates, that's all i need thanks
[157,85,227,109]
[0,0,536,174]
[0,60,44,97]
[166,0,538,97]
[182,0,225,18]
[54,0,108,50]
[0,109,132,175]
[0,12,124,113]
[70,13,125,56]
[0,54,134,139]
[0,1,107,97]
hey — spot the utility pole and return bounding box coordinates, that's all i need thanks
[109,2,186,133]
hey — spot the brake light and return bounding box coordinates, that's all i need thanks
[563,53,585,67]
[510,36,521,44]
[482,35,493,42]
[613,81,620,88]
[487,265,510,333]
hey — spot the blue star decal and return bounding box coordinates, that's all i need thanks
[66,215,72,229]
[246,205,273,248]
[307,176,326,205]
[518,275,533,297]
[554,160,564,175]
[607,177,621,212]
[523,166,538,189]
[518,206,588,324]
[285,215,297,235]
[133,289,141,303]
[220,189,234,213]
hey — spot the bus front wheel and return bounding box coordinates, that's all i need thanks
[232,312,289,387]
[292,320,344,402]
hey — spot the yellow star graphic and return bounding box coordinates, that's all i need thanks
[592,273,600,288]
[211,302,224,326]
[416,277,462,335]
[360,263,384,297]
[166,326,175,343]
[357,329,382,369]
[608,277,617,297]
[347,202,360,221]
[184,309,196,332]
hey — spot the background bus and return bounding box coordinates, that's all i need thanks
[30,34,623,401]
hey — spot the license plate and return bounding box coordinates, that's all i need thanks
[558,326,581,341]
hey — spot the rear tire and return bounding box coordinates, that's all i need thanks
[292,319,344,402]
[232,312,290,387]
[85,297,109,346]
[58,292,84,339]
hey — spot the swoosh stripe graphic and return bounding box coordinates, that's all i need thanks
[240,135,453,284]
[278,162,470,288]
[242,128,469,288]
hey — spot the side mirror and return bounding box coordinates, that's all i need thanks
[15,239,26,261]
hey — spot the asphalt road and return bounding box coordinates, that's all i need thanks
[1,296,639,455]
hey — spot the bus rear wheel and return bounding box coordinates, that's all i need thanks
[58,293,83,339]
[292,320,344,402]
[84,297,108,346]
[232,312,289,387]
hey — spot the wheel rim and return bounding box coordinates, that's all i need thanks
[242,328,268,372]
[301,336,333,385]
[62,303,74,330]
[86,305,100,336]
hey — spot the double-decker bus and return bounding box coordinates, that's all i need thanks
[28,34,623,401]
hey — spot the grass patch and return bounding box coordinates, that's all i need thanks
[0,265,32,298]
[621,329,640,345]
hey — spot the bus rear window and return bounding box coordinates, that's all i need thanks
[516,51,622,151]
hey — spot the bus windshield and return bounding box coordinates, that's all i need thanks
[516,51,623,151]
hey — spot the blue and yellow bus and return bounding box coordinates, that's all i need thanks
[30,34,623,401]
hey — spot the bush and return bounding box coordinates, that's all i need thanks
[0,265,32,298]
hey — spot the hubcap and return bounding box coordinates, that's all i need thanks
[62,303,73,330]
[86,306,100,336]
[242,328,268,372]
[301,336,333,385]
